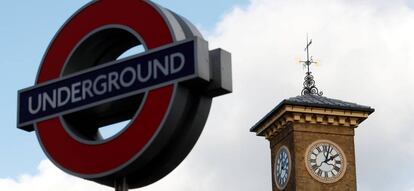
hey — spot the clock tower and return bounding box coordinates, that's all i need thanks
[250,38,374,190]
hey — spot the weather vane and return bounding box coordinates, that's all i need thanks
[300,35,323,96]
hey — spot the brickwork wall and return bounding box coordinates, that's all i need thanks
[269,123,357,191]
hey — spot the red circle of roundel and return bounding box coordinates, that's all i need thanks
[35,0,175,176]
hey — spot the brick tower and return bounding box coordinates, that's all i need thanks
[250,37,374,190]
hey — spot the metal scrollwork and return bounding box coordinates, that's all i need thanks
[300,35,323,96]
[301,72,323,96]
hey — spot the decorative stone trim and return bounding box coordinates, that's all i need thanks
[257,105,370,139]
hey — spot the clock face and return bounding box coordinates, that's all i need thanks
[305,140,347,184]
[274,146,291,189]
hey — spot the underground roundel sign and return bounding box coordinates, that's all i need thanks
[17,0,232,188]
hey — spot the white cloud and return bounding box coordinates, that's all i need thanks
[208,0,414,190]
[0,160,111,191]
[3,0,414,190]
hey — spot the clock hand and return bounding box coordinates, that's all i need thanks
[282,163,288,170]
[326,163,335,167]
[321,153,339,164]
[327,145,332,158]
[316,160,326,167]
[316,149,337,168]
[326,154,339,162]
[323,145,330,161]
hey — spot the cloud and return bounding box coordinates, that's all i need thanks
[3,0,414,190]
[208,0,414,190]
[0,160,111,191]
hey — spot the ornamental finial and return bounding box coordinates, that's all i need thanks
[300,34,323,96]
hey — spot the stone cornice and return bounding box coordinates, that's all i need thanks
[255,105,370,139]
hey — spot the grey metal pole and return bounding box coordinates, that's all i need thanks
[115,177,128,191]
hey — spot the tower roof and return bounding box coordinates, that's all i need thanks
[283,95,374,113]
[250,95,374,132]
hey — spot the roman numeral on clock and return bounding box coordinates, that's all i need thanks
[335,160,341,165]
[317,169,323,176]
[312,164,318,171]
[316,146,322,152]
[310,159,316,163]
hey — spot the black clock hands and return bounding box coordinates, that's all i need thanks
[327,154,339,162]
[322,153,338,163]
[323,145,329,160]
[317,147,338,168]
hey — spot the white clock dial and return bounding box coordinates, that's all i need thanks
[274,146,291,190]
[305,140,347,184]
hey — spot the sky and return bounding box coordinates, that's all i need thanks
[2,0,414,190]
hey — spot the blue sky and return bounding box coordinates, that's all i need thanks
[0,0,248,178]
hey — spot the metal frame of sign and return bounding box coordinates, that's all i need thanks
[17,0,232,189]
